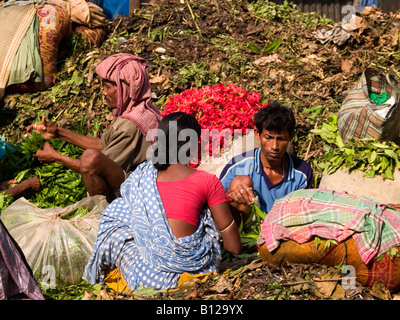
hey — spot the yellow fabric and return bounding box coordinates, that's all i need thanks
[104,268,130,294]
[0,3,37,100]
[176,272,213,287]
[104,269,220,294]
[168,271,223,292]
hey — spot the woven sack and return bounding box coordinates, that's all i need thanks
[337,68,400,142]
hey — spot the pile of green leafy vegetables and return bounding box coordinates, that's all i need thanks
[248,0,333,28]
[0,131,87,209]
[311,114,400,180]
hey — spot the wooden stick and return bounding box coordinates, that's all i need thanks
[280,276,356,286]
[304,120,319,161]
[185,0,202,36]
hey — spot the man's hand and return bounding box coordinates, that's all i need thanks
[0,179,17,191]
[226,175,255,206]
[228,185,255,206]
[33,142,59,163]
[25,176,41,192]
[27,116,58,140]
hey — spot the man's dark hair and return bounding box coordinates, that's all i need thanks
[153,112,201,171]
[255,101,295,134]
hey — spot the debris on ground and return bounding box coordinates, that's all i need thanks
[2,0,400,300]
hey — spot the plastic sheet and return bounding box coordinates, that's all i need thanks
[1,195,108,286]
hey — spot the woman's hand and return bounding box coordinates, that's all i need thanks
[27,116,58,140]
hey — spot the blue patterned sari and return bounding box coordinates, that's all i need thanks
[83,162,221,290]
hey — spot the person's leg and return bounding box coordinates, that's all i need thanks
[80,148,126,202]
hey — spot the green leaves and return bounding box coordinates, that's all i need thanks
[222,202,267,262]
[177,62,220,88]
[247,39,281,55]
[238,202,266,253]
[0,136,86,208]
[0,193,13,214]
[263,39,282,54]
[31,140,86,208]
[40,281,101,300]
[62,206,90,220]
[314,236,338,250]
[266,281,293,300]
[247,43,261,54]
[247,0,334,27]
[19,132,46,155]
[312,114,400,180]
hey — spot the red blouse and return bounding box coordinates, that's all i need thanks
[156,170,227,226]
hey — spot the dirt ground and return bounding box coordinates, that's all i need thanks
[85,257,389,301]
[2,0,400,301]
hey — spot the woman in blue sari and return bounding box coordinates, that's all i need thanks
[84,112,241,290]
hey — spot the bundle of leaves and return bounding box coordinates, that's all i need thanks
[220,200,267,262]
[311,114,400,180]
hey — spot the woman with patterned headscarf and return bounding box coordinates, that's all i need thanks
[26,53,162,203]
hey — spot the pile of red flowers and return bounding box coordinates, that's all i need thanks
[162,83,269,162]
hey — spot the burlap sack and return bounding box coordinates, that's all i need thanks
[69,0,106,28]
[259,237,400,292]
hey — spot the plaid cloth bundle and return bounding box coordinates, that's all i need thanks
[259,188,400,265]
[337,68,400,142]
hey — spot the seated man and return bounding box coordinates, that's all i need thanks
[219,101,313,223]
[26,53,162,203]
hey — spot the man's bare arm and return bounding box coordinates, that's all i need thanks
[56,127,102,151]
[34,142,81,172]
[27,116,103,151]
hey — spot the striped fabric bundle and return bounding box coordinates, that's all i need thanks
[337,68,400,142]
[0,3,37,100]
[259,188,400,265]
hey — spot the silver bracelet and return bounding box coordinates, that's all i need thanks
[220,219,235,233]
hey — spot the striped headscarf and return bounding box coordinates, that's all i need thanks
[96,53,162,136]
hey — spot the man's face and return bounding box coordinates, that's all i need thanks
[102,80,118,109]
[255,128,294,164]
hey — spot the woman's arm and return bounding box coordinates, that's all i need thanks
[209,202,241,255]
